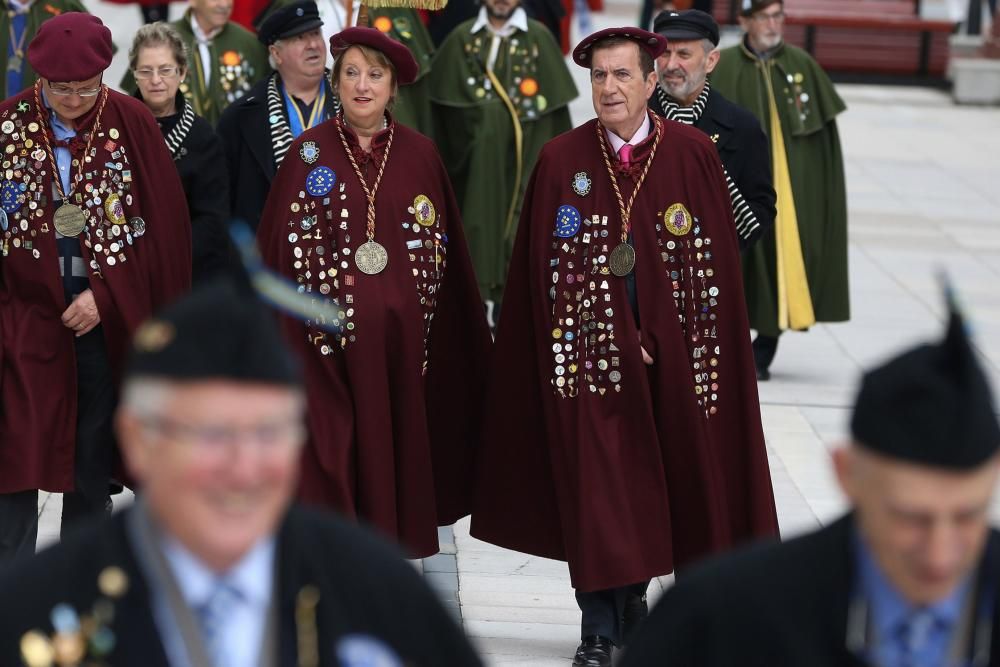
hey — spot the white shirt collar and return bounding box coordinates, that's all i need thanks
[470,6,529,37]
[163,534,276,608]
[190,12,223,44]
[8,0,34,12]
[605,112,651,155]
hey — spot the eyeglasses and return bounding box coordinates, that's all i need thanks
[47,83,103,97]
[138,414,305,456]
[134,66,182,80]
[752,10,785,22]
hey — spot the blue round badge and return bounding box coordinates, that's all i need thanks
[1,180,21,214]
[336,634,402,667]
[305,166,336,197]
[555,204,581,238]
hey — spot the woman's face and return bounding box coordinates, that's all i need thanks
[336,46,393,130]
[134,44,185,112]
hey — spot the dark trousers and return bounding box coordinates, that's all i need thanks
[576,581,649,646]
[140,4,170,23]
[0,327,115,562]
[752,333,780,372]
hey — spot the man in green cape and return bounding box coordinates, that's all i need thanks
[429,0,577,326]
[260,0,437,138]
[711,0,849,380]
[121,0,270,125]
[1,0,89,99]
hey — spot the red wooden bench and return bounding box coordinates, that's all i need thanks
[711,0,956,79]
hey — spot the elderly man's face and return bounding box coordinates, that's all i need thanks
[739,2,785,53]
[270,28,326,81]
[834,447,1000,605]
[590,42,657,140]
[190,0,232,33]
[655,39,719,107]
[42,75,102,125]
[118,381,305,572]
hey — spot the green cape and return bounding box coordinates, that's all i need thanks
[428,18,577,302]
[0,0,89,95]
[120,12,270,126]
[712,40,850,336]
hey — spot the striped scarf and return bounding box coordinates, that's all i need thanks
[657,81,761,246]
[267,71,340,168]
[163,100,196,161]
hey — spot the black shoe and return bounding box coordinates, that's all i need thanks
[573,635,614,666]
[756,366,770,381]
[621,592,648,647]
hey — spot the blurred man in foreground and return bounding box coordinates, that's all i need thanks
[0,279,482,667]
[623,292,1000,666]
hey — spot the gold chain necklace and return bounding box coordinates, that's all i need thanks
[596,114,662,277]
[335,115,395,275]
[33,81,109,237]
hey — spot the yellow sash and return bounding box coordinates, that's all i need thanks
[762,63,815,331]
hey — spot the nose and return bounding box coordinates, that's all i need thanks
[665,53,682,72]
[922,521,960,578]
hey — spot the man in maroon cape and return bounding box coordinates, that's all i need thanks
[0,14,191,561]
[470,26,778,666]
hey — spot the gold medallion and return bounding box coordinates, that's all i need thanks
[52,204,87,237]
[609,242,635,277]
[104,192,125,225]
[355,240,388,275]
[664,203,692,236]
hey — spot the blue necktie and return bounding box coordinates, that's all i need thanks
[196,581,244,667]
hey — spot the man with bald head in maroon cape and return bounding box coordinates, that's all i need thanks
[471,26,778,666]
[0,13,191,560]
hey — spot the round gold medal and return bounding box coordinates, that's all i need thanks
[355,240,388,275]
[609,242,635,277]
[52,204,87,237]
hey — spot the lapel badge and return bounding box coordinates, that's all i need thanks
[299,141,320,164]
[16,101,29,113]
[664,202,692,236]
[572,172,591,197]
[413,195,436,226]
[710,133,720,143]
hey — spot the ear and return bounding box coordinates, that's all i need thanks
[178,67,188,84]
[831,446,858,501]
[116,409,152,485]
[704,48,721,74]
[737,16,751,33]
[268,44,281,65]
[644,70,658,100]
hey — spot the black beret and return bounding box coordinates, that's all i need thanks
[126,278,301,387]
[851,297,1000,470]
[258,0,323,46]
[653,9,720,46]
[740,0,782,16]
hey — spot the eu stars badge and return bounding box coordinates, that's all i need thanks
[306,166,336,197]
[555,205,582,238]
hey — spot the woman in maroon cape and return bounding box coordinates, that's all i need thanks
[257,27,490,558]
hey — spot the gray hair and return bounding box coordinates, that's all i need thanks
[128,21,189,72]
[268,39,283,70]
[119,378,175,418]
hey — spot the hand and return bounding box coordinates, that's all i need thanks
[639,331,654,365]
[61,289,101,338]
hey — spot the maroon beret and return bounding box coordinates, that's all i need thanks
[27,13,113,83]
[572,27,668,68]
[330,27,418,86]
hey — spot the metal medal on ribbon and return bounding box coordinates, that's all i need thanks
[609,242,635,277]
[53,204,87,237]
[355,240,388,275]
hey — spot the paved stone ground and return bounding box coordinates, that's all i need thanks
[32,1,1000,664]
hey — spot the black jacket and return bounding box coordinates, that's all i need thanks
[217,75,277,233]
[0,505,483,666]
[622,514,1000,666]
[650,86,776,250]
[154,97,235,284]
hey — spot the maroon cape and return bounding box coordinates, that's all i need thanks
[257,116,490,558]
[471,114,778,591]
[0,86,192,494]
